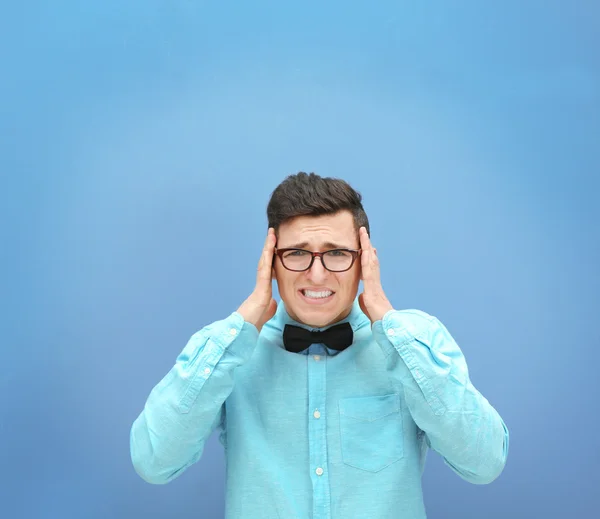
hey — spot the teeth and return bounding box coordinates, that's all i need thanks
[303,290,333,299]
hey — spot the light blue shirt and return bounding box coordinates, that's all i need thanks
[130,298,509,518]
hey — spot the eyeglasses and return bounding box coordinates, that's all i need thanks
[274,248,362,272]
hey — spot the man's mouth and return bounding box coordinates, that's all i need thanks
[299,289,335,303]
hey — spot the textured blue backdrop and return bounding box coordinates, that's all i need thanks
[1,1,599,518]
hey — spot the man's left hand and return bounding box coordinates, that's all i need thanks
[358,226,394,323]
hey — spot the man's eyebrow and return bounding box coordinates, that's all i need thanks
[284,241,353,250]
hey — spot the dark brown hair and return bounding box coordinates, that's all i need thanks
[267,172,370,237]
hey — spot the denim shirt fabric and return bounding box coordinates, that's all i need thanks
[130,298,509,518]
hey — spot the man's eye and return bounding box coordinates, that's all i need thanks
[286,250,308,257]
[329,250,349,257]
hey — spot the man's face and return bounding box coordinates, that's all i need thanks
[273,210,361,328]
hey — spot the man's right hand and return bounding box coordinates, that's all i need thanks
[237,227,278,332]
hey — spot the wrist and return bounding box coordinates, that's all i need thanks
[371,306,394,322]
[370,303,394,323]
[237,301,262,326]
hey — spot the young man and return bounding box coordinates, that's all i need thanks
[130,172,509,519]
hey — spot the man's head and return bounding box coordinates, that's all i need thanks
[267,172,369,328]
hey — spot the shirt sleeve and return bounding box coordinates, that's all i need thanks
[129,311,258,484]
[372,309,509,485]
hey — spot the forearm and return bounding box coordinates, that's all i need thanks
[373,310,509,484]
[130,311,258,484]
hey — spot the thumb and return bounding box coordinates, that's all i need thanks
[358,292,371,321]
[257,298,277,331]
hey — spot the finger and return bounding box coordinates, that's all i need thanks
[359,226,372,251]
[257,229,276,284]
[259,228,275,266]
[360,229,381,287]
[262,227,274,249]
[359,228,373,274]
[361,248,370,279]
[360,227,375,260]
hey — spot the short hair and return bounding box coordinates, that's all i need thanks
[266,172,370,236]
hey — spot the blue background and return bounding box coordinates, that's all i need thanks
[1,1,598,518]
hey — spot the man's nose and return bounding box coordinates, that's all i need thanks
[306,256,329,281]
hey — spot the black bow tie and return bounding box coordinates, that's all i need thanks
[283,322,354,353]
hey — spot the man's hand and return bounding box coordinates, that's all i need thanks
[237,228,278,332]
[358,226,394,323]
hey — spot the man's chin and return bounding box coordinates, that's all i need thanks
[292,307,338,328]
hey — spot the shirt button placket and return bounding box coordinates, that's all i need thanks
[307,346,331,519]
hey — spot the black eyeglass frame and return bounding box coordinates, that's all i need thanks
[273,247,362,272]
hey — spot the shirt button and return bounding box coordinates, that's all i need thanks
[315,467,324,476]
[204,368,211,375]
[387,329,396,336]
[229,328,237,336]
[313,355,321,361]
[313,410,321,419]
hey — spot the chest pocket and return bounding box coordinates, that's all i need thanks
[339,393,404,472]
